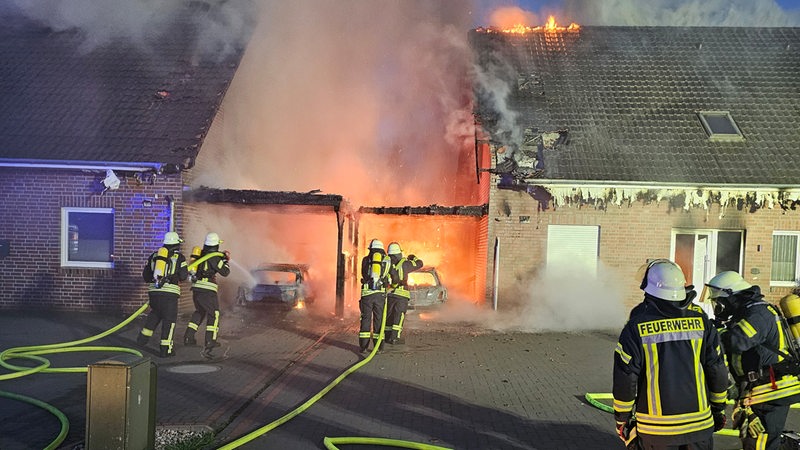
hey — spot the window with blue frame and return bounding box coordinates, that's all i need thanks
[61,207,114,268]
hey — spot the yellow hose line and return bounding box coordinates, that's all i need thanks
[187,251,226,272]
[584,392,800,438]
[219,295,450,450]
[323,437,452,450]
[0,390,69,450]
[0,302,150,449]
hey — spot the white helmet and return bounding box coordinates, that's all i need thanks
[641,259,687,301]
[369,239,384,250]
[705,271,752,298]
[387,242,402,256]
[205,232,222,246]
[163,231,182,245]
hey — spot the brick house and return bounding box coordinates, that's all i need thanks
[0,9,243,311]
[470,24,800,309]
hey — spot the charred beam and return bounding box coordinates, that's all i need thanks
[184,186,344,208]
[359,204,488,216]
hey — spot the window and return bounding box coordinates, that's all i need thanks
[546,225,599,276]
[697,111,744,142]
[771,232,800,286]
[671,229,743,286]
[61,208,114,268]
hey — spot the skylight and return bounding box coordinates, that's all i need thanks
[697,111,744,142]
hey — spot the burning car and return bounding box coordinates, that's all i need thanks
[407,267,447,309]
[236,263,314,309]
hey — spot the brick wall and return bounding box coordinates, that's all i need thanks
[0,167,186,312]
[485,176,800,310]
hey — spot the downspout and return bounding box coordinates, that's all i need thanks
[492,237,500,311]
[165,195,175,232]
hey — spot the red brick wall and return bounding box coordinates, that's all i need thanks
[485,176,800,310]
[0,167,186,312]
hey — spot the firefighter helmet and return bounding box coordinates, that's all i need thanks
[387,242,402,256]
[369,239,384,250]
[205,232,222,246]
[705,271,752,298]
[640,259,687,301]
[163,231,182,245]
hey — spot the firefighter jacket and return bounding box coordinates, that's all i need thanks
[388,254,424,299]
[191,248,230,293]
[360,249,390,297]
[613,294,728,442]
[142,246,188,296]
[719,286,800,406]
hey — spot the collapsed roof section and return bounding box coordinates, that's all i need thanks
[469,25,800,212]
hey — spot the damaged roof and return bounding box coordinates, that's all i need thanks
[0,4,246,170]
[470,26,800,186]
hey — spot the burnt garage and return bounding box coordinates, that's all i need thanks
[184,187,488,318]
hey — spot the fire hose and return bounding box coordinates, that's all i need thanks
[1,295,452,449]
[0,302,149,449]
[217,294,452,450]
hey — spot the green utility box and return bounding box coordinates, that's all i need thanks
[86,354,156,450]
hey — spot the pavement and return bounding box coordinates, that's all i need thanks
[1,301,798,450]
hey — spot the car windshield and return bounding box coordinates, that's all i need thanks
[254,270,298,285]
[408,271,436,287]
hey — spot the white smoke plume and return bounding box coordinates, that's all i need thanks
[4,0,256,61]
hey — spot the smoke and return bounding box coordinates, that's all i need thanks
[192,0,479,207]
[423,261,628,332]
[562,0,800,27]
[5,0,256,61]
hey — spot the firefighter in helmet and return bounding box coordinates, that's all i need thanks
[385,242,423,345]
[706,271,800,450]
[184,232,231,359]
[358,239,391,353]
[137,231,189,357]
[613,259,728,450]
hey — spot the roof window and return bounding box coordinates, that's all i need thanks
[697,111,744,142]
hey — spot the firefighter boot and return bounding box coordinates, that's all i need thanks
[136,333,149,348]
[359,338,370,353]
[373,339,384,353]
[183,329,197,346]
[201,342,218,360]
[159,345,175,358]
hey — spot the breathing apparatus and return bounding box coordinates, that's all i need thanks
[152,247,170,287]
[780,293,800,350]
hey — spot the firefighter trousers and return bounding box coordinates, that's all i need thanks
[186,289,220,347]
[385,294,408,342]
[139,291,178,357]
[359,292,386,351]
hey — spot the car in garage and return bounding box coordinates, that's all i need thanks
[236,263,314,309]
[407,267,447,309]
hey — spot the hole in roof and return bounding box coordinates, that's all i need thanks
[697,111,744,142]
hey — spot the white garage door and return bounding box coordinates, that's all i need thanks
[546,225,599,276]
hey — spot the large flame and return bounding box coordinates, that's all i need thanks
[480,16,580,34]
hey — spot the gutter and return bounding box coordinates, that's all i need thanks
[0,159,164,172]
[525,179,800,193]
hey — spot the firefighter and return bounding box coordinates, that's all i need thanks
[385,242,423,345]
[137,231,189,357]
[358,239,391,353]
[613,259,728,450]
[183,232,231,359]
[706,271,800,450]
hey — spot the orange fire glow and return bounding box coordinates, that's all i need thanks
[481,16,580,35]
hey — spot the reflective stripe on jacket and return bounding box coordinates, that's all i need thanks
[613,297,728,440]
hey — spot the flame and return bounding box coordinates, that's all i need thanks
[480,16,581,35]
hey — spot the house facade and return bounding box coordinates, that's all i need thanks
[0,8,243,312]
[471,24,800,309]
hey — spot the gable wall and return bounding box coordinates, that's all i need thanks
[0,167,185,312]
[486,177,800,311]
